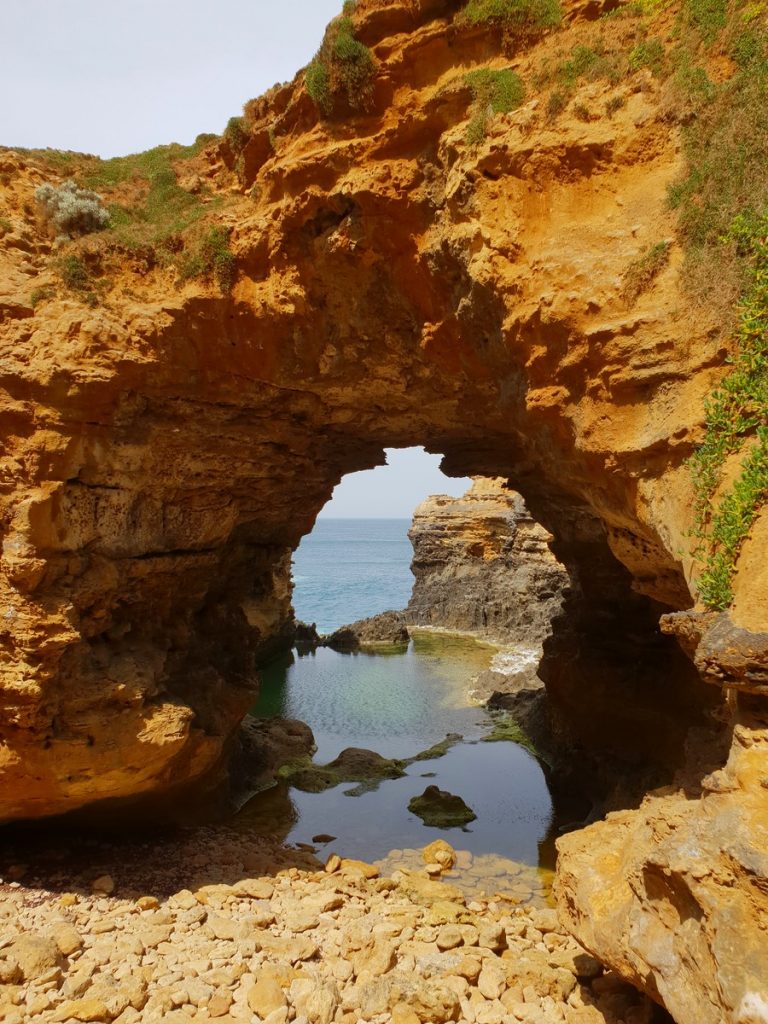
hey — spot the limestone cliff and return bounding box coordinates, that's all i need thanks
[1,0,767,1017]
[406,478,568,645]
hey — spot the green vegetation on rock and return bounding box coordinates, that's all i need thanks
[82,138,218,249]
[481,714,536,755]
[667,0,768,609]
[460,0,562,33]
[689,214,768,608]
[408,785,477,828]
[622,240,671,303]
[465,68,525,144]
[305,14,375,117]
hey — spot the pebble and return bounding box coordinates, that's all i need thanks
[0,836,656,1024]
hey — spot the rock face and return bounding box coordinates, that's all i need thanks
[324,611,410,650]
[0,0,767,1016]
[406,478,568,646]
[0,0,728,825]
[555,709,768,1024]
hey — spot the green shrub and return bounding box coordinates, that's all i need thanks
[305,15,376,117]
[30,285,56,307]
[465,68,525,144]
[574,102,591,121]
[558,46,601,88]
[461,0,562,32]
[605,94,625,115]
[224,116,249,153]
[58,254,89,290]
[546,89,568,118]
[685,0,728,41]
[628,37,665,75]
[0,216,11,236]
[179,225,236,293]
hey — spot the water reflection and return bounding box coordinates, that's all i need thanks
[242,633,561,904]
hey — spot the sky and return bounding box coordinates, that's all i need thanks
[1,4,471,518]
[320,449,471,518]
[1,0,342,157]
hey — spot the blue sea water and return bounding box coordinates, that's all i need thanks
[291,518,414,634]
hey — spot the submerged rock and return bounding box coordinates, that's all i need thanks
[408,785,477,829]
[324,611,410,651]
[279,746,406,795]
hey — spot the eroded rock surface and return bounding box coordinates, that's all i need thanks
[0,0,732,824]
[1,0,767,1017]
[406,478,568,647]
[555,710,768,1024]
[324,611,410,650]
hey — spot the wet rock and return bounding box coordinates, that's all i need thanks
[408,785,477,828]
[324,611,410,650]
[280,746,405,794]
[422,839,456,869]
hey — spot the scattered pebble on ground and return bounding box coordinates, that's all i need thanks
[0,828,662,1024]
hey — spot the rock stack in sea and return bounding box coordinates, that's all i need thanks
[406,479,568,650]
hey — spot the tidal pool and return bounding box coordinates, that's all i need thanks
[239,631,559,903]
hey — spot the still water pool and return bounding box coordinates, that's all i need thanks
[238,632,559,904]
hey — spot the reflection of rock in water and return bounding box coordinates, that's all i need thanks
[235,782,299,843]
[408,785,477,828]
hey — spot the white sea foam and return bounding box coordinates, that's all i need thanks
[490,646,541,676]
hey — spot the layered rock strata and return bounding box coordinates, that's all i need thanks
[406,478,568,647]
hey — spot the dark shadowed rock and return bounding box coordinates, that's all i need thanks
[324,611,410,650]
[408,785,477,828]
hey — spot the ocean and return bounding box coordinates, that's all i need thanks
[291,518,414,635]
[246,516,561,899]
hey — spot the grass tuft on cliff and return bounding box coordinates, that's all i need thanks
[305,14,376,117]
[465,68,525,144]
[81,137,219,249]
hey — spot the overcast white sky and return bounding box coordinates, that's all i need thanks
[1,2,471,517]
[2,0,342,157]
[320,449,471,518]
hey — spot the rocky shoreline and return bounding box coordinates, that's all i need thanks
[0,828,666,1024]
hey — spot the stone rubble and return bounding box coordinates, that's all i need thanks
[0,831,663,1024]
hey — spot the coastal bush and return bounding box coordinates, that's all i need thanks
[605,94,625,114]
[58,254,89,290]
[30,285,56,307]
[546,89,568,118]
[628,37,665,74]
[178,225,236,294]
[35,180,109,238]
[224,116,249,153]
[305,15,376,117]
[465,67,525,143]
[460,0,562,33]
